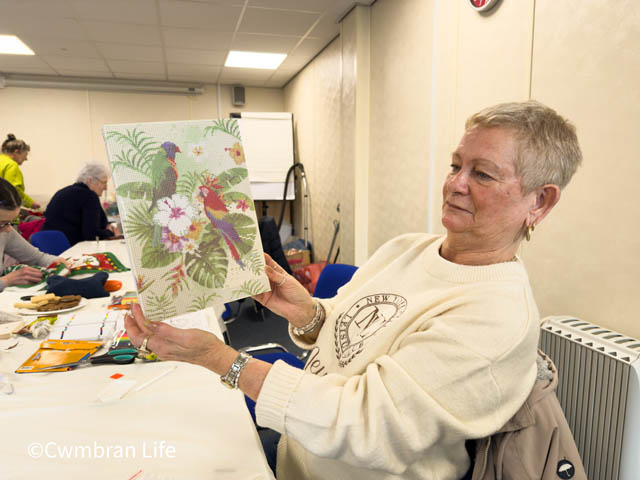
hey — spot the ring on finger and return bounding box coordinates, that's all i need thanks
[138,334,152,355]
[277,275,287,287]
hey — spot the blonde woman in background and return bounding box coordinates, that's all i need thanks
[0,134,40,210]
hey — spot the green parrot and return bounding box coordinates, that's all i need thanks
[149,141,181,246]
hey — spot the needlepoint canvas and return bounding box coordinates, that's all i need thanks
[102,119,270,321]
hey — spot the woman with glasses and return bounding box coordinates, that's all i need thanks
[0,134,40,210]
[41,163,117,247]
[0,178,65,291]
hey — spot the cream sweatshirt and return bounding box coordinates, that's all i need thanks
[255,233,540,480]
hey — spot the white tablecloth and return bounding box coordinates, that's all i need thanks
[0,240,274,480]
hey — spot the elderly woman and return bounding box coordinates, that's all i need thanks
[0,178,65,291]
[0,134,40,209]
[125,101,582,480]
[41,163,117,247]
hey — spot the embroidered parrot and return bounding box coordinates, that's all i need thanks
[149,141,181,213]
[198,175,245,269]
[149,141,180,246]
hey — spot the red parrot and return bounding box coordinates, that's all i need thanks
[198,176,245,269]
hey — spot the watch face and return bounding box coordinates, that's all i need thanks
[468,0,500,12]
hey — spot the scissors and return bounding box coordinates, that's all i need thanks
[89,348,137,365]
[35,348,138,371]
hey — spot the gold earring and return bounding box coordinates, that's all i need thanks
[525,224,535,242]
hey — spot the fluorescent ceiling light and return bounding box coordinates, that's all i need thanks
[0,35,34,55]
[225,51,286,70]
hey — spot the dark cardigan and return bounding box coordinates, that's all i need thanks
[42,182,114,246]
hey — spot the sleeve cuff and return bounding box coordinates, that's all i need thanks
[0,278,6,292]
[255,360,306,432]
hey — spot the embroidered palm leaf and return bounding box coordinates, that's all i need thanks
[221,191,254,211]
[204,119,241,140]
[233,279,266,297]
[176,170,205,197]
[116,181,153,200]
[105,129,157,177]
[147,292,176,319]
[185,226,229,288]
[225,213,257,256]
[244,250,264,275]
[214,168,248,192]
[123,203,155,244]
[140,241,181,269]
[187,292,220,312]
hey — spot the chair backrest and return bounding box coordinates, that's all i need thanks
[313,263,358,299]
[30,230,71,256]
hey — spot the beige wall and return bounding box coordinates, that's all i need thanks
[0,84,283,205]
[283,0,640,339]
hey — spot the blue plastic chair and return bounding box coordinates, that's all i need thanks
[30,230,71,256]
[313,263,358,298]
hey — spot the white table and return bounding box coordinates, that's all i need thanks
[0,240,274,480]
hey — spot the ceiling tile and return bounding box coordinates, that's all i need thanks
[307,15,341,41]
[70,0,158,25]
[15,37,101,58]
[82,21,162,46]
[13,18,87,40]
[42,56,111,72]
[232,33,299,53]
[107,60,166,74]
[264,78,288,88]
[240,8,318,36]
[291,37,327,58]
[247,0,335,13]
[113,72,169,81]
[0,55,51,69]
[97,43,164,62]
[162,27,233,50]
[278,53,311,71]
[168,73,219,83]
[0,0,75,19]
[219,67,274,83]
[167,63,221,77]
[159,0,242,30]
[165,48,227,66]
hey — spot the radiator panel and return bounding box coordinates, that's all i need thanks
[540,317,640,480]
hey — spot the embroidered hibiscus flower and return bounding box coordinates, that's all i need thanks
[188,144,205,162]
[236,199,249,212]
[225,142,245,165]
[153,194,197,237]
[161,227,184,253]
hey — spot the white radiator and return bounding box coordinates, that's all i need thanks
[540,316,640,480]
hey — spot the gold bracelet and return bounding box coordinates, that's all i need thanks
[292,301,325,336]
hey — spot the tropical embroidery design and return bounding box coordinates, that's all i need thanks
[103,119,269,321]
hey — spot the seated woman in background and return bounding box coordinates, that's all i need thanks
[125,101,583,480]
[0,134,40,210]
[42,164,117,247]
[0,178,65,291]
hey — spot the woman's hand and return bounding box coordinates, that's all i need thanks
[1,266,44,286]
[253,253,315,328]
[31,202,41,210]
[125,303,226,370]
[107,223,118,235]
[55,257,71,269]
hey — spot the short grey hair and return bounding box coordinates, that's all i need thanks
[465,100,583,193]
[77,163,110,184]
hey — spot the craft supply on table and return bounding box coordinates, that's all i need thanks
[97,378,137,403]
[15,339,103,373]
[48,309,127,341]
[0,319,24,339]
[133,365,177,393]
